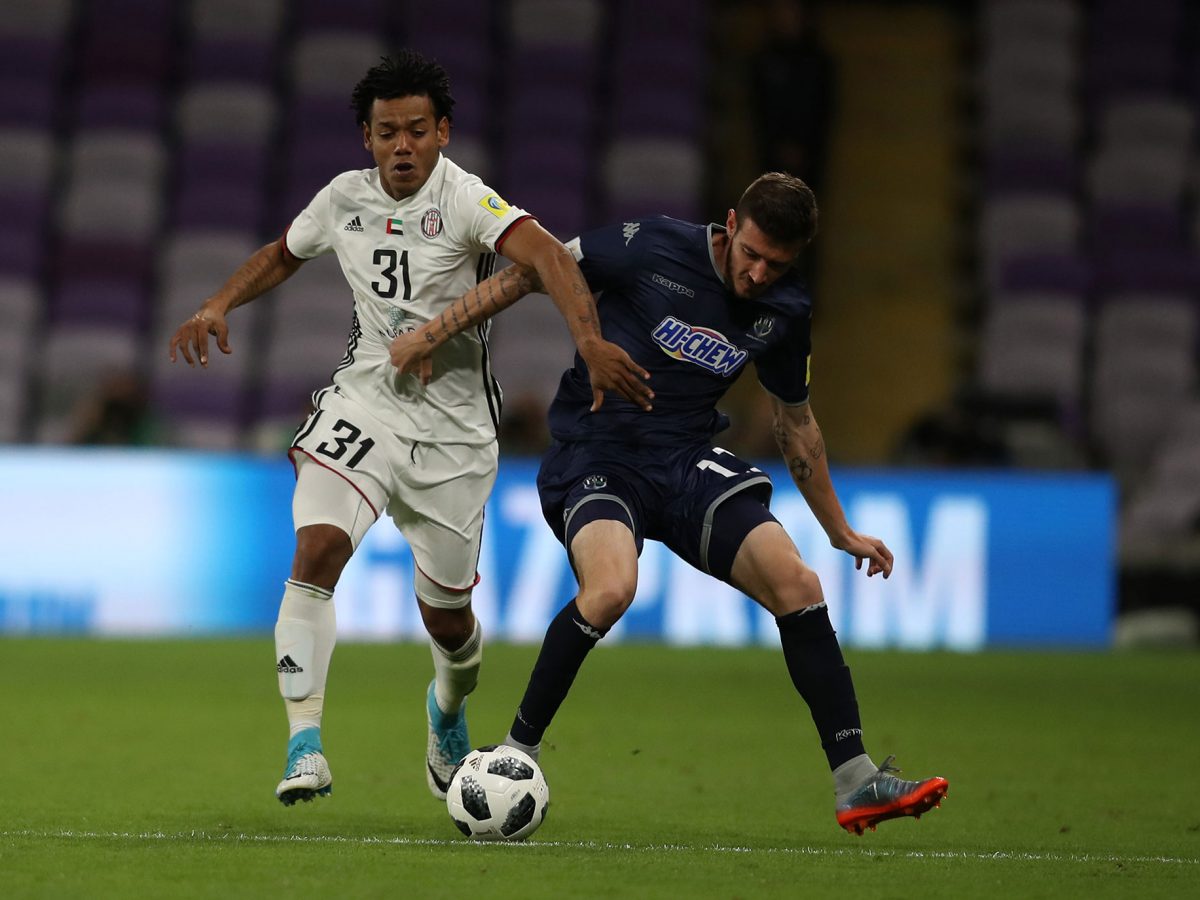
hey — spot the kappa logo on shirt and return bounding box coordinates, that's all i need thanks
[652,317,748,376]
[652,273,695,297]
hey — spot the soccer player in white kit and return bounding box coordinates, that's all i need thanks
[169,51,652,805]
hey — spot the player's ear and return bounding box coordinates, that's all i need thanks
[436,116,450,148]
[361,121,371,151]
[725,208,737,233]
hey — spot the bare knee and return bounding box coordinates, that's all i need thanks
[420,600,475,650]
[577,581,636,631]
[292,524,353,590]
[760,559,824,617]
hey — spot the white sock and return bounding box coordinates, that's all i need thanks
[275,579,336,737]
[833,753,879,804]
[430,620,482,715]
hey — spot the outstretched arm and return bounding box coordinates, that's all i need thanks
[491,219,652,411]
[169,238,305,367]
[771,397,893,578]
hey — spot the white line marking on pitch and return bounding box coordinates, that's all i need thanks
[1,830,1196,866]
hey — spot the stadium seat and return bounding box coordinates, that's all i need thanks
[0,129,56,193]
[177,84,277,143]
[0,277,40,335]
[978,294,1087,409]
[1088,146,1190,207]
[983,90,1081,153]
[980,194,1081,290]
[290,33,387,98]
[1098,97,1194,155]
[980,0,1080,50]
[188,0,285,40]
[0,0,74,38]
[510,0,603,47]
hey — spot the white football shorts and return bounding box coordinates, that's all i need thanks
[289,389,499,608]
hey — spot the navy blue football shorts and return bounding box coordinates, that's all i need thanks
[537,439,779,583]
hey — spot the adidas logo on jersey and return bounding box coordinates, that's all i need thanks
[344,216,365,232]
[277,655,304,674]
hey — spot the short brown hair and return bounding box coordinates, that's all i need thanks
[735,172,818,245]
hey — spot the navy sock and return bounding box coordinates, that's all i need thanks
[509,599,604,747]
[776,603,866,770]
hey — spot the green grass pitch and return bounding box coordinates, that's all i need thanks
[2,638,1198,898]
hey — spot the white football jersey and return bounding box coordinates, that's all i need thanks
[284,154,531,446]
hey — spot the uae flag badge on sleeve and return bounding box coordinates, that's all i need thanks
[386,217,404,235]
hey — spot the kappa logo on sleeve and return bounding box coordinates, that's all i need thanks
[478,193,511,218]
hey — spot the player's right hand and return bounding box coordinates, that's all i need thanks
[582,339,653,412]
[389,330,435,385]
[169,305,231,367]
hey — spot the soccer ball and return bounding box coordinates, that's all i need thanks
[446,745,550,841]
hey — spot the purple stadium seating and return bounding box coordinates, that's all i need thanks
[52,280,148,330]
[55,238,155,284]
[173,183,266,232]
[77,85,166,129]
[1088,205,1186,255]
[294,0,390,34]
[985,150,1079,194]
[0,37,66,81]
[998,254,1094,297]
[186,39,279,85]
[0,82,56,128]
[0,227,42,278]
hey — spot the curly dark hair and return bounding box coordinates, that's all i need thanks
[735,172,818,245]
[350,49,455,127]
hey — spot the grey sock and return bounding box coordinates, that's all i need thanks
[503,732,541,764]
[833,753,878,805]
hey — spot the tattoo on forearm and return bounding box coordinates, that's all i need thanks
[789,455,814,482]
[772,418,789,452]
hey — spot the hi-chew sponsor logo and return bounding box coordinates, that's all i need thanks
[651,317,748,375]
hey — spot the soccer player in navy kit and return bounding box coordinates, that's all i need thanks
[390,173,948,834]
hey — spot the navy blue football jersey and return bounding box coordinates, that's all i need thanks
[547,216,813,445]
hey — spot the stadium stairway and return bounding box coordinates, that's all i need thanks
[812,4,962,463]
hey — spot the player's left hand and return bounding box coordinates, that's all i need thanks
[581,339,653,412]
[833,531,893,578]
[389,330,435,385]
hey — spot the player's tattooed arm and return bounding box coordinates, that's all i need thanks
[170,238,304,367]
[426,264,539,345]
[389,265,538,378]
[771,397,894,578]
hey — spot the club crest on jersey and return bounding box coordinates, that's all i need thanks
[582,474,607,490]
[651,317,748,376]
[421,208,443,238]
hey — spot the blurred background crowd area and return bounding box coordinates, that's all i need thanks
[0,0,1198,613]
